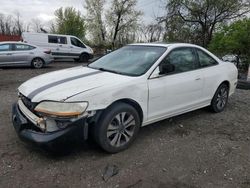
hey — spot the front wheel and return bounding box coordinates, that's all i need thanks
[94,102,141,153]
[31,58,44,69]
[210,83,229,113]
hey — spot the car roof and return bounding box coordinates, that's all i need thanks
[0,41,26,44]
[0,41,37,47]
[129,42,205,49]
[22,32,77,38]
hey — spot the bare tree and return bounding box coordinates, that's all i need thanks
[85,0,106,46]
[14,12,24,35]
[0,14,18,35]
[0,12,30,36]
[106,0,142,48]
[31,18,43,32]
[145,24,163,42]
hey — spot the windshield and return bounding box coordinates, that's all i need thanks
[88,45,167,76]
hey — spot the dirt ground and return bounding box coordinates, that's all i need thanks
[0,62,250,188]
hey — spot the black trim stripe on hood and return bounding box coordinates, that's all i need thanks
[28,70,102,100]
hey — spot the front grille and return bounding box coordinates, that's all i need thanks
[19,94,37,112]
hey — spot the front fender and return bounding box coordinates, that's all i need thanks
[66,80,149,122]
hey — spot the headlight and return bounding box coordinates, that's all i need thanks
[34,101,88,118]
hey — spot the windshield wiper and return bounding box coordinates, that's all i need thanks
[98,68,125,75]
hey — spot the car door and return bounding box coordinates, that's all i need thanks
[147,47,204,121]
[48,35,60,58]
[56,36,70,57]
[48,35,70,58]
[12,44,34,65]
[70,37,86,58]
[0,43,14,65]
[195,48,221,101]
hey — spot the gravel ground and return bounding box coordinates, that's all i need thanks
[0,62,250,188]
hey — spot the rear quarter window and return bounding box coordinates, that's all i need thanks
[15,44,35,51]
[197,49,218,67]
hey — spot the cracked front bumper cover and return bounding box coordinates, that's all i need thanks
[12,103,88,147]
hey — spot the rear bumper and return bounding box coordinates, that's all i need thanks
[12,103,87,147]
[44,57,54,65]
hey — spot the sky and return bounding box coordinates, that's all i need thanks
[0,0,165,30]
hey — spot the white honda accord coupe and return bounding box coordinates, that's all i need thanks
[12,43,238,153]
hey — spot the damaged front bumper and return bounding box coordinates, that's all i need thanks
[12,102,88,147]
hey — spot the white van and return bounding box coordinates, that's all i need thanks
[22,32,94,62]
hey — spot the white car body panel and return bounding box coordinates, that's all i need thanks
[18,43,238,127]
[148,69,204,120]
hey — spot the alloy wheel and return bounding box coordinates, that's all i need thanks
[216,87,228,110]
[107,112,136,147]
[33,58,43,69]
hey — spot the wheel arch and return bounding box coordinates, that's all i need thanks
[31,57,45,64]
[112,98,144,124]
[219,80,230,90]
[211,80,230,103]
[90,98,144,125]
[80,52,89,58]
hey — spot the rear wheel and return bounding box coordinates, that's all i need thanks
[210,83,229,113]
[94,102,141,153]
[79,53,89,63]
[31,58,44,69]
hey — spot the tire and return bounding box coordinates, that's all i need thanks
[94,102,141,153]
[79,53,89,63]
[31,58,44,69]
[210,83,229,113]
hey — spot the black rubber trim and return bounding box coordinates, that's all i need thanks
[52,52,81,56]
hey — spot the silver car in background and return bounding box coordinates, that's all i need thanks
[0,42,54,69]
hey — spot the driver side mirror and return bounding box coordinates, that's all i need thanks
[159,63,175,75]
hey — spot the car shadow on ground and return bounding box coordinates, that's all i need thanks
[0,64,59,69]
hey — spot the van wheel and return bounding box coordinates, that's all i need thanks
[210,83,229,113]
[79,53,89,62]
[32,58,44,69]
[94,102,141,153]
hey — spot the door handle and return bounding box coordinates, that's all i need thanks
[59,45,63,47]
[195,78,201,81]
[70,46,73,48]
[7,53,12,55]
[56,48,60,50]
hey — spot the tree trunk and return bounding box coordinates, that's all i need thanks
[112,13,121,49]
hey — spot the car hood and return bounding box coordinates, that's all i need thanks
[19,66,134,102]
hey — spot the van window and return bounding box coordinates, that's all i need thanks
[70,37,86,48]
[48,36,58,43]
[48,36,67,44]
[58,37,67,44]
